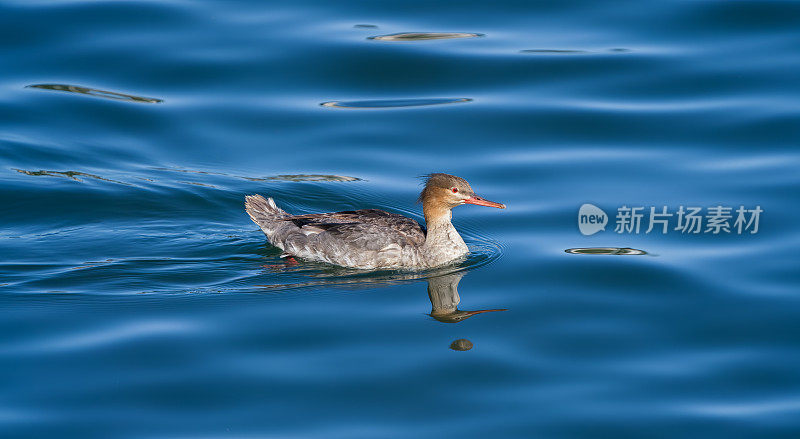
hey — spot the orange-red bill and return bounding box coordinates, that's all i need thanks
[464,195,506,209]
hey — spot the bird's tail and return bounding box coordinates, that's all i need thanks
[245,194,290,239]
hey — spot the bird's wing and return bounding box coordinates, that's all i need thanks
[278,209,426,246]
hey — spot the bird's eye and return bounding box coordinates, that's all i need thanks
[452,187,458,193]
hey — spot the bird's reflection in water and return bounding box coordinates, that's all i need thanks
[427,272,507,323]
[426,272,507,351]
[257,259,507,350]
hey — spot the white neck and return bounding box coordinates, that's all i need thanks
[422,211,468,266]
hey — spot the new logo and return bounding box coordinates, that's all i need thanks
[578,204,608,236]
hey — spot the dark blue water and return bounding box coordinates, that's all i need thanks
[2,0,800,437]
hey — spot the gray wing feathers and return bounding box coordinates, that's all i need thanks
[245,195,426,269]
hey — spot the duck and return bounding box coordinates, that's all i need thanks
[245,173,505,270]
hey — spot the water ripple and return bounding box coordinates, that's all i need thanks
[521,48,631,55]
[14,168,131,185]
[565,247,648,255]
[368,32,483,41]
[321,98,472,109]
[25,84,162,104]
[0,320,198,355]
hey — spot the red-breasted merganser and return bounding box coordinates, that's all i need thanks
[245,173,505,270]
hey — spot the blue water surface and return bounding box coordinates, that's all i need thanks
[1,0,800,437]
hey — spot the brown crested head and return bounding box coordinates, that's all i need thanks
[418,173,474,207]
[418,173,505,219]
